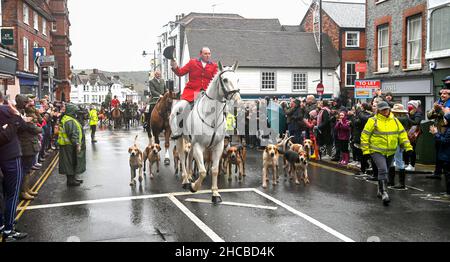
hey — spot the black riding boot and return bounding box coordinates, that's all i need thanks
[377,180,390,205]
[388,167,396,187]
[393,169,407,190]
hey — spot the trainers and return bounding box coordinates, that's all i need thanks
[355,172,369,178]
[405,165,415,172]
[34,163,43,168]
[2,230,28,242]
[31,165,41,170]
[321,156,331,161]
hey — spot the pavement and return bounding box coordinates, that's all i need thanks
[7,126,450,242]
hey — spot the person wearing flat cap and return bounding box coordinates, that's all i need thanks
[361,101,413,205]
[430,112,450,196]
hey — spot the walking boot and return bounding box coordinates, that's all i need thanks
[393,169,407,190]
[388,167,396,187]
[67,176,81,187]
[378,180,390,205]
[20,191,35,201]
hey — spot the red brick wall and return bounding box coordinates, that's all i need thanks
[2,0,53,73]
[301,5,340,50]
[401,3,426,69]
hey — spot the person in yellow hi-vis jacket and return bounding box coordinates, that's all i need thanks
[89,105,99,143]
[58,103,86,187]
[361,101,413,206]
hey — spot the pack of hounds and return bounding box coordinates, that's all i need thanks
[127,134,314,189]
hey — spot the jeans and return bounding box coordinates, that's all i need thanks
[371,153,394,181]
[394,147,405,170]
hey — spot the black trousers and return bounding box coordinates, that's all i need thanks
[90,125,97,140]
[434,141,444,175]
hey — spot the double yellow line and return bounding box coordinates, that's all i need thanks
[15,153,59,220]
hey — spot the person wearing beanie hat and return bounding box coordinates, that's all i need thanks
[361,100,413,205]
[427,89,450,179]
[404,100,424,173]
[430,112,450,196]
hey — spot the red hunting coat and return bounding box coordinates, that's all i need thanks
[172,58,218,102]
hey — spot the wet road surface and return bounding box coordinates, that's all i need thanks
[15,127,450,242]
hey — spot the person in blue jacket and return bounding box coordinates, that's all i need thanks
[430,112,450,197]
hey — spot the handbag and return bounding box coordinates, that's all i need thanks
[408,125,422,143]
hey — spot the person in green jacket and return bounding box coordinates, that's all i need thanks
[89,105,99,143]
[361,101,413,205]
[58,103,86,187]
[148,71,167,126]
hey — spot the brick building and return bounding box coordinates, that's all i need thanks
[301,1,366,98]
[366,0,433,112]
[49,0,71,102]
[1,0,71,101]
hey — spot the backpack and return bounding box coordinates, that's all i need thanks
[0,123,17,146]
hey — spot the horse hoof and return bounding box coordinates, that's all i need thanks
[182,183,190,190]
[189,183,197,193]
[212,196,222,205]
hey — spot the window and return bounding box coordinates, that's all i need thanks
[23,37,29,71]
[42,19,47,36]
[407,16,422,68]
[23,3,29,24]
[261,72,276,90]
[377,25,389,72]
[430,6,450,52]
[34,12,39,31]
[84,95,89,103]
[52,22,57,32]
[84,85,89,92]
[346,31,360,48]
[292,73,307,91]
[345,62,359,87]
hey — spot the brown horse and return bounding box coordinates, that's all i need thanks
[149,91,177,165]
[112,107,122,129]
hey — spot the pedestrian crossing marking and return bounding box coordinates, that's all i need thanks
[185,198,278,210]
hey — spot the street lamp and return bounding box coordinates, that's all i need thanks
[142,50,157,71]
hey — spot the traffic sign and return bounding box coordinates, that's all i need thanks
[33,47,45,62]
[316,83,324,95]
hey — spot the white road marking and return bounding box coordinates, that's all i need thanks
[19,188,256,211]
[252,188,355,243]
[168,195,225,242]
[406,186,425,192]
[185,198,278,210]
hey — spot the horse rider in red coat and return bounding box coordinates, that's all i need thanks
[169,47,218,139]
[111,96,120,109]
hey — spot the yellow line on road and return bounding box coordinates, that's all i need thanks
[17,153,59,209]
[309,161,355,176]
[15,155,59,221]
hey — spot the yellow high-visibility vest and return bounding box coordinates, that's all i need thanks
[58,115,82,146]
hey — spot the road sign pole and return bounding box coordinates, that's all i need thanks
[35,56,42,100]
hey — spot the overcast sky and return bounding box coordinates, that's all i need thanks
[69,0,364,72]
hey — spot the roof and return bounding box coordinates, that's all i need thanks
[185,29,339,68]
[281,25,302,32]
[179,12,243,25]
[321,1,365,28]
[185,17,282,31]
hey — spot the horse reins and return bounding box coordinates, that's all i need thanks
[197,69,240,149]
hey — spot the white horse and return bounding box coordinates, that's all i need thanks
[175,61,241,204]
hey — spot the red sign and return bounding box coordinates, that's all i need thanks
[316,83,324,95]
[355,80,381,89]
[355,62,367,73]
